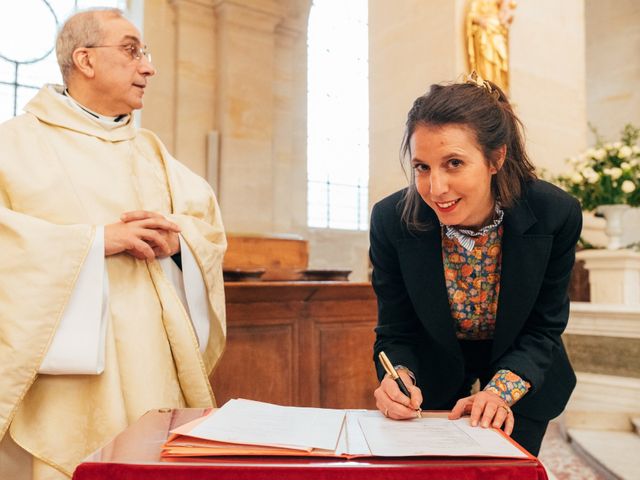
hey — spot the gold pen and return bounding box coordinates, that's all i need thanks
[379,351,422,418]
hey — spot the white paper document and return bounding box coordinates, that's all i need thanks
[334,410,380,456]
[187,399,345,451]
[166,401,530,459]
[358,416,528,458]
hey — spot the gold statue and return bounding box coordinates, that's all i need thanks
[466,0,516,93]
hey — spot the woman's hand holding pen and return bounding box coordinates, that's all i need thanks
[448,391,514,435]
[374,371,423,420]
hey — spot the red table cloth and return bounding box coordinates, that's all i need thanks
[72,408,548,480]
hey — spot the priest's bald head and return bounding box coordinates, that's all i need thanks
[55,8,156,116]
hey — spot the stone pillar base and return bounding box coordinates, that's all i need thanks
[577,249,640,305]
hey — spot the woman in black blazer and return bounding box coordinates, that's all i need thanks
[370,76,582,456]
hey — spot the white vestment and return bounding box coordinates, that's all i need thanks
[0,85,227,479]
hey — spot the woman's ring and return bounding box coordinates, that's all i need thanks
[499,404,512,415]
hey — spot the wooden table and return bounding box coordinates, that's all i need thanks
[72,408,548,480]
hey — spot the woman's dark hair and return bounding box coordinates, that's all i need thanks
[400,79,537,231]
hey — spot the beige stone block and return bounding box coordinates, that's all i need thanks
[567,428,640,479]
[175,12,216,176]
[369,0,465,209]
[564,411,636,432]
[568,302,640,340]
[564,334,640,379]
[142,0,177,152]
[143,0,217,177]
[581,212,608,248]
[217,35,274,141]
[510,0,587,176]
[586,0,640,140]
[369,127,409,205]
[565,372,640,430]
[213,0,287,21]
[307,229,370,282]
[577,249,640,305]
[218,137,274,232]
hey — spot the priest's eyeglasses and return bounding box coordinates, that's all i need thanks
[85,44,151,62]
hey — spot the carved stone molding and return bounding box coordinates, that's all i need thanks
[213,0,284,32]
[567,302,640,339]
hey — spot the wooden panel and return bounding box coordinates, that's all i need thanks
[308,299,377,318]
[317,322,378,409]
[211,323,297,406]
[226,301,304,324]
[214,282,379,409]
[225,282,376,303]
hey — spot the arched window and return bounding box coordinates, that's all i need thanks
[0,0,128,124]
[307,0,369,230]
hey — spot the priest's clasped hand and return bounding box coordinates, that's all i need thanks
[105,210,181,260]
[448,390,514,435]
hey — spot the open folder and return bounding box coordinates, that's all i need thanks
[162,398,532,459]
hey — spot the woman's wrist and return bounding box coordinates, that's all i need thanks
[393,365,416,385]
[483,369,530,406]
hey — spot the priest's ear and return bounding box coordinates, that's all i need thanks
[71,48,96,79]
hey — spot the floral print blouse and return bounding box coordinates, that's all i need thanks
[442,225,530,406]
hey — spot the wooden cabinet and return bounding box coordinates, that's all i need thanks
[210,282,379,409]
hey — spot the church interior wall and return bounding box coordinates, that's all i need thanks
[143,0,219,178]
[368,0,465,206]
[369,0,588,199]
[585,0,640,142]
[141,0,178,153]
[509,0,587,176]
[140,0,636,282]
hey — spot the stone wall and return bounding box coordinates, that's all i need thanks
[585,0,640,142]
[143,0,310,235]
[369,0,588,207]
[564,302,640,430]
[142,0,372,279]
[140,1,635,281]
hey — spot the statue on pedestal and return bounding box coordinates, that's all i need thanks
[466,0,516,94]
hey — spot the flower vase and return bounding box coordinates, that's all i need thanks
[595,204,631,249]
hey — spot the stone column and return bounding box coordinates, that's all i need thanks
[173,0,217,178]
[272,16,308,233]
[368,0,468,205]
[586,0,640,140]
[213,0,281,233]
[510,0,588,176]
[143,0,217,178]
[144,0,310,233]
[142,0,178,151]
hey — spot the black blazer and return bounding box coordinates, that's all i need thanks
[370,180,582,421]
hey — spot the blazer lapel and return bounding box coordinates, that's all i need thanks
[492,198,553,360]
[394,196,554,362]
[397,226,461,357]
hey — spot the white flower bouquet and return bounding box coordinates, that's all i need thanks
[555,124,640,210]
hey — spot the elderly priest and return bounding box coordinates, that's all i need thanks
[0,8,226,480]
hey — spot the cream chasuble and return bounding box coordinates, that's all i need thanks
[0,85,226,479]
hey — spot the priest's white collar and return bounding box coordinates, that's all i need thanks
[50,85,130,128]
